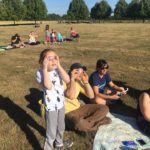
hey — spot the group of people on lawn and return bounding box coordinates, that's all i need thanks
[36,49,150,150]
[10,25,79,49]
[11,32,40,48]
[44,25,79,44]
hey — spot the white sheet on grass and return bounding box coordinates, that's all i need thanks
[93,113,150,150]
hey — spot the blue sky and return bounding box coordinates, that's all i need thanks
[44,0,131,15]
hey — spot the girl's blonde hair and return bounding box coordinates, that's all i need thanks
[45,24,49,30]
[39,49,55,65]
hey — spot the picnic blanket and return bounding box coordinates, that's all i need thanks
[0,45,13,50]
[0,48,5,51]
[93,113,150,150]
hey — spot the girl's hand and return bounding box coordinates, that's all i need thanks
[43,57,49,70]
[56,55,60,68]
[71,69,79,80]
[82,71,89,84]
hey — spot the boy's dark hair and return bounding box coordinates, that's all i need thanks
[96,59,108,70]
[15,33,19,37]
[39,49,54,65]
[68,63,87,76]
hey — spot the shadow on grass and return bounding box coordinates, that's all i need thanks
[0,23,36,27]
[0,95,45,150]
[114,80,141,100]
[109,102,137,118]
[25,88,43,116]
[110,80,142,118]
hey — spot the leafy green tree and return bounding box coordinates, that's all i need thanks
[114,0,128,19]
[139,0,150,22]
[127,0,141,21]
[0,1,7,20]
[24,0,47,23]
[46,13,61,20]
[1,0,25,23]
[67,0,89,20]
[91,3,100,20]
[62,14,69,20]
[146,0,150,17]
[91,0,112,21]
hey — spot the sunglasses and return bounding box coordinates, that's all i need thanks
[47,56,57,61]
[100,66,109,70]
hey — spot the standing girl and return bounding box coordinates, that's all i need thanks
[45,25,50,44]
[36,49,72,150]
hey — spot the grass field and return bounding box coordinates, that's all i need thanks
[0,21,150,150]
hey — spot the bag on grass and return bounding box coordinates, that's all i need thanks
[38,99,45,118]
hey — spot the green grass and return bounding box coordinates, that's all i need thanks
[0,21,150,150]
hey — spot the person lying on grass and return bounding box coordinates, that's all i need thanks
[89,59,127,105]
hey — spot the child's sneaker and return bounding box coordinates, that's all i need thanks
[55,140,73,149]
[54,142,63,149]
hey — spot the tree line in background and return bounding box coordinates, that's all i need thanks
[0,0,150,23]
[0,0,47,24]
[50,0,150,23]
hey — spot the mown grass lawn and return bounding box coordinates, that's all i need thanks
[0,21,150,150]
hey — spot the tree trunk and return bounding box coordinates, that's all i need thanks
[142,18,145,23]
[13,20,16,25]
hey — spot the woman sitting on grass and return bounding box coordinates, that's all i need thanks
[137,89,150,136]
[89,59,127,105]
[70,27,79,38]
[11,33,25,48]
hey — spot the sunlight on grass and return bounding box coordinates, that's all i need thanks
[0,21,150,150]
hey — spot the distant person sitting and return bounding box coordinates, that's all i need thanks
[70,27,79,38]
[137,89,150,136]
[89,59,127,105]
[28,31,40,45]
[56,32,63,44]
[11,33,25,48]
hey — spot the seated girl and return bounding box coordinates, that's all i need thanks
[28,31,40,45]
[56,32,63,44]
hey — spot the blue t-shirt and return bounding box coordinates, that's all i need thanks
[89,71,111,93]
